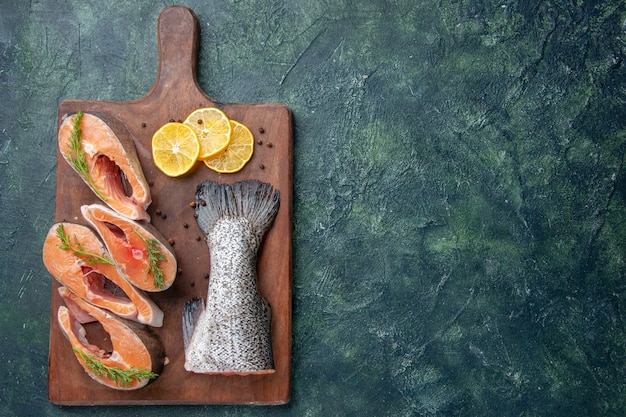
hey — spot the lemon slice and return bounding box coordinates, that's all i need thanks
[152,122,200,177]
[183,107,232,159]
[203,120,254,173]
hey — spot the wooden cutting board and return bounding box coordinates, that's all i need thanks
[48,5,292,405]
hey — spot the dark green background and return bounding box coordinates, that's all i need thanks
[2,0,626,415]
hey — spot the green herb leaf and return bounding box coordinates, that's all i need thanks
[56,224,115,266]
[64,110,107,202]
[134,229,167,289]
[73,347,158,387]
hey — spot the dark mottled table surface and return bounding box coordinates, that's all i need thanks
[2,1,626,416]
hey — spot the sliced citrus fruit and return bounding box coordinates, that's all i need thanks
[203,120,255,173]
[152,122,200,177]
[183,107,232,159]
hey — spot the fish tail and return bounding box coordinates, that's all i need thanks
[182,297,204,351]
[194,179,280,240]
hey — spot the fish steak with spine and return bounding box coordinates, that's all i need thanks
[58,111,151,221]
[183,179,280,374]
[57,286,165,390]
[43,222,164,327]
[81,203,177,292]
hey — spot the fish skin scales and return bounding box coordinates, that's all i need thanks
[183,180,279,374]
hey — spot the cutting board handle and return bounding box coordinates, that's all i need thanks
[147,6,215,106]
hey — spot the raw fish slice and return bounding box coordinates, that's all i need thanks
[43,222,164,327]
[58,111,151,221]
[57,287,165,390]
[183,180,279,375]
[81,204,177,292]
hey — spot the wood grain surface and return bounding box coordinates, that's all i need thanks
[48,5,292,405]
